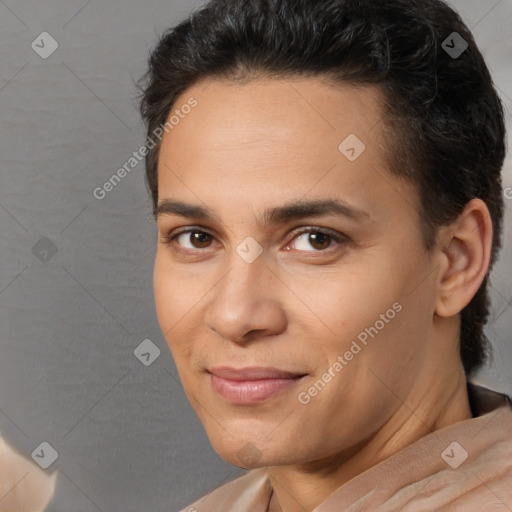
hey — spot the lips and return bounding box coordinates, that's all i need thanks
[208,367,306,404]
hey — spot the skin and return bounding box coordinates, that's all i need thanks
[153,77,493,512]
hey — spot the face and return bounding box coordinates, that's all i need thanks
[153,77,439,469]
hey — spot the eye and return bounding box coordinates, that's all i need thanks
[286,228,345,252]
[166,229,214,250]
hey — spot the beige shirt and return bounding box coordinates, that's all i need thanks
[181,384,512,511]
[0,438,57,511]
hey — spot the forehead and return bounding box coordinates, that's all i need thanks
[161,76,385,156]
[155,77,411,218]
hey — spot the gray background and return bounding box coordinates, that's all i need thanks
[0,0,511,510]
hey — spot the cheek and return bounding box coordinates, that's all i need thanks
[153,258,173,335]
[296,268,396,342]
[306,254,431,369]
[153,255,212,368]
[350,278,435,396]
[153,254,199,326]
[153,256,194,348]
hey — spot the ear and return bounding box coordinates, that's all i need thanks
[435,198,493,318]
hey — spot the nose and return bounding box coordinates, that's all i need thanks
[204,254,287,345]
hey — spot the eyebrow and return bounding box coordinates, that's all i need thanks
[154,198,370,225]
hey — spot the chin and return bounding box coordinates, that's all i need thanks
[207,430,297,469]
[207,432,263,466]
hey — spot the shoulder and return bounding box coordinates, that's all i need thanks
[179,468,271,512]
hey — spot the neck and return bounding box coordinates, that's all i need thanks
[266,361,472,512]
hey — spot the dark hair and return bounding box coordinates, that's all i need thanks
[138,0,506,376]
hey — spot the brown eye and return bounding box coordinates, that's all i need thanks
[289,229,341,252]
[174,230,213,249]
[189,231,212,248]
[308,232,331,251]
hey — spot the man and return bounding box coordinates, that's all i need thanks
[139,0,511,510]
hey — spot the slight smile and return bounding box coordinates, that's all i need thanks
[208,367,308,404]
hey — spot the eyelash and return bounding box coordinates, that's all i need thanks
[161,226,347,254]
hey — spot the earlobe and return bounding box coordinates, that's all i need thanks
[435,199,493,318]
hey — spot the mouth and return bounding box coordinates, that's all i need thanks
[207,366,307,404]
